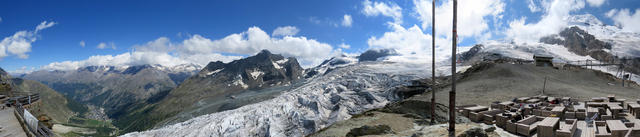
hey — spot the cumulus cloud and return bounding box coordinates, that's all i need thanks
[79,41,86,47]
[606,8,640,33]
[528,0,542,13]
[339,43,351,49]
[181,27,334,67]
[367,23,451,63]
[272,26,300,37]
[97,42,116,50]
[413,0,504,40]
[362,0,403,23]
[505,0,585,44]
[0,21,56,59]
[341,14,353,27]
[43,26,335,70]
[586,0,606,7]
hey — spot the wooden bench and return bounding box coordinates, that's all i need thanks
[628,103,640,118]
[527,99,541,104]
[626,127,640,137]
[596,121,612,137]
[517,97,531,103]
[462,105,487,117]
[556,119,577,137]
[607,120,629,137]
[499,101,514,110]
[516,116,540,136]
[538,117,560,137]
[577,108,587,120]
[608,104,624,119]
[480,109,504,124]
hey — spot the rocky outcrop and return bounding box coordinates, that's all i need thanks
[541,26,640,74]
[358,48,398,62]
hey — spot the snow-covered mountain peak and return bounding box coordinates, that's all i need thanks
[566,14,604,26]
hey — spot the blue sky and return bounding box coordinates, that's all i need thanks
[0,0,639,73]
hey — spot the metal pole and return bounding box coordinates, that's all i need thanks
[449,0,457,134]
[542,77,547,95]
[431,0,436,125]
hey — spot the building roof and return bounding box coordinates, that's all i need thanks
[533,54,554,59]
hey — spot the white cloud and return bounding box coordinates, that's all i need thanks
[605,9,618,18]
[367,23,452,63]
[97,42,116,50]
[79,41,86,47]
[362,0,403,24]
[8,66,36,74]
[43,26,336,70]
[505,0,585,44]
[586,0,606,7]
[0,17,2,23]
[528,0,541,13]
[272,26,300,37]
[341,14,353,27]
[0,21,56,59]
[413,0,504,40]
[606,8,640,33]
[35,21,56,33]
[339,43,351,49]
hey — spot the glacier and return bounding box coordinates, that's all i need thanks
[122,60,433,137]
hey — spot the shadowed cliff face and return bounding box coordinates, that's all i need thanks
[541,26,640,74]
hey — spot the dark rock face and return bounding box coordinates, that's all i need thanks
[459,44,484,61]
[198,49,304,89]
[540,26,613,60]
[358,49,398,62]
[457,127,488,137]
[346,125,393,137]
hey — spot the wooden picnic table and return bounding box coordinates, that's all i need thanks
[499,101,514,109]
[551,106,565,117]
[606,120,628,137]
[629,103,640,118]
[517,97,530,103]
[538,117,560,137]
[463,106,488,117]
[526,99,541,103]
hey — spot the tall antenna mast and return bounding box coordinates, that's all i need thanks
[449,0,457,134]
[431,0,436,125]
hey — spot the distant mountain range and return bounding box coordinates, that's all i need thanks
[0,67,77,124]
[21,63,200,123]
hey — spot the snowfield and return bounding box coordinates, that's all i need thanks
[122,60,433,137]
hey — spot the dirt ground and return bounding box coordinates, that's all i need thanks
[419,63,640,108]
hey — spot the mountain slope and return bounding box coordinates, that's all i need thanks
[0,68,76,124]
[115,50,305,134]
[22,63,200,120]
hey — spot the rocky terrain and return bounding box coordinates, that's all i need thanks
[115,50,306,134]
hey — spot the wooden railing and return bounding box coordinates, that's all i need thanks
[14,100,55,137]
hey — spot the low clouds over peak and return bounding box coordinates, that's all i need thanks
[43,26,336,70]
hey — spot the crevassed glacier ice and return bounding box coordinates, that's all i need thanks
[122,61,430,137]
